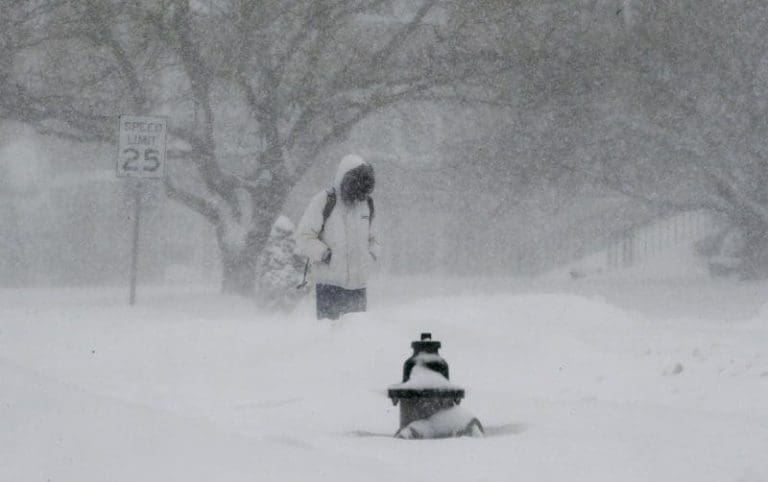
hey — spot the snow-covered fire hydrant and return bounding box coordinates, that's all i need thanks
[388,333,484,439]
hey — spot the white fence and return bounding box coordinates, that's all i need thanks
[603,210,715,272]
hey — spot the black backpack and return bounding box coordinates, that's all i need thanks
[296,189,374,288]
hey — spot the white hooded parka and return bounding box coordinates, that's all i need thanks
[296,155,380,290]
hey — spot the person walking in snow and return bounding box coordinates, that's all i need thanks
[296,154,379,320]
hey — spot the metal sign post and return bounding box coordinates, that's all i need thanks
[129,180,141,305]
[117,115,167,305]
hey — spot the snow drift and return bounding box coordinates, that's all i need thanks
[1,281,767,482]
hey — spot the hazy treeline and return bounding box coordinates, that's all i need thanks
[1,0,767,291]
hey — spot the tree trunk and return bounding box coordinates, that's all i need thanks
[220,248,257,296]
[215,184,288,296]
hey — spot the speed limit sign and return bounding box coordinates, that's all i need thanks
[117,115,167,178]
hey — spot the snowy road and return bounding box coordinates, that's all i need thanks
[1,282,767,482]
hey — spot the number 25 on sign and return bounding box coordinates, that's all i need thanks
[117,115,167,178]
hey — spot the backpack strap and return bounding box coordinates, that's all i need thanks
[366,196,374,224]
[320,188,337,235]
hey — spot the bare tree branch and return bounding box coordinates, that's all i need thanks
[163,176,221,223]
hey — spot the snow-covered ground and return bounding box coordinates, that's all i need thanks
[1,278,767,482]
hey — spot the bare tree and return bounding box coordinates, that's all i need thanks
[582,0,768,277]
[1,0,498,294]
[443,0,768,278]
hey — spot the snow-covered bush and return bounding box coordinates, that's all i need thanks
[255,216,309,312]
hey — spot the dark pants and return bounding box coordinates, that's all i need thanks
[316,284,367,320]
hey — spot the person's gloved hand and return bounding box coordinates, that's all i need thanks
[321,249,332,264]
